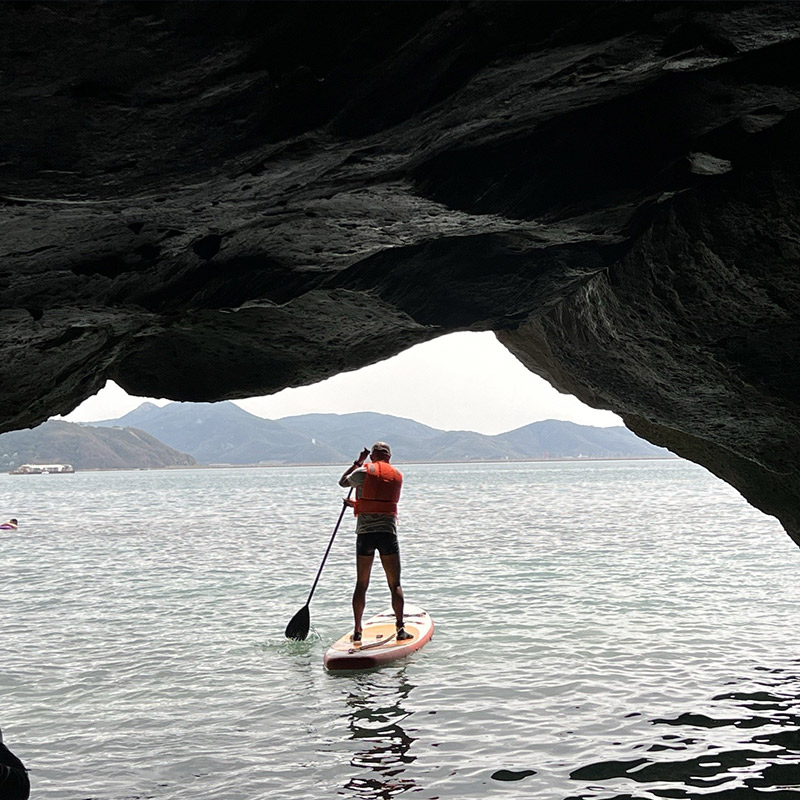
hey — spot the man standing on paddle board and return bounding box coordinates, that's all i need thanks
[338,441,412,644]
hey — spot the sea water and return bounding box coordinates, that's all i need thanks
[2,460,800,800]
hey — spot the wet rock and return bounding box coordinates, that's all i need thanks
[0,728,30,800]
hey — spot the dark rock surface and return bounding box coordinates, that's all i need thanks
[2,3,799,539]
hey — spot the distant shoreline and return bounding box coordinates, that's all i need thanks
[19,454,679,474]
[5,405,668,471]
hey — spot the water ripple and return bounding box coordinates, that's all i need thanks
[2,462,800,798]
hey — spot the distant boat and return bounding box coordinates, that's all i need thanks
[9,463,75,475]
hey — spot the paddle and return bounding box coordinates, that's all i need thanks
[285,487,354,640]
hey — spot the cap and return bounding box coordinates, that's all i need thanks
[371,441,391,457]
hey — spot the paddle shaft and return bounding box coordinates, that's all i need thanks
[304,487,353,606]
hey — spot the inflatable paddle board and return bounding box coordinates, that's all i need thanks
[324,603,434,671]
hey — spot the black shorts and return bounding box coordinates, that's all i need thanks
[356,531,400,557]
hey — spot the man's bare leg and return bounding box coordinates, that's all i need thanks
[379,552,411,638]
[353,554,373,640]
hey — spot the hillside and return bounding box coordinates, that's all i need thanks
[93,402,673,465]
[0,420,197,471]
[95,401,316,464]
[496,419,666,459]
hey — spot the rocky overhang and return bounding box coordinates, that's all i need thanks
[2,2,799,542]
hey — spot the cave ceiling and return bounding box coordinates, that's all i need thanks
[1,2,800,541]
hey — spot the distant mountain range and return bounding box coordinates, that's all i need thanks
[0,420,197,471]
[90,401,673,465]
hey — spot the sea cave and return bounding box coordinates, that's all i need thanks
[1,1,799,545]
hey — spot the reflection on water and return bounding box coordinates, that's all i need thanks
[566,662,800,799]
[340,671,418,799]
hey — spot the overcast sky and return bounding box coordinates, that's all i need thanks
[59,331,623,434]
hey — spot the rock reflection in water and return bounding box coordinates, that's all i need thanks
[341,671,418,799]
[566,663,800,799]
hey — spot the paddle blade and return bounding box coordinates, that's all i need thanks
[285,604,310,640]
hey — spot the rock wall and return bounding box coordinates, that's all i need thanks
[2,3,799,539]
[499,132,800,541]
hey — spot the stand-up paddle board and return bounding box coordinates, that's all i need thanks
[324,603,434,671]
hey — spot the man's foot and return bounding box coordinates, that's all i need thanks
[396,625,413,641]
[350,631,362,643]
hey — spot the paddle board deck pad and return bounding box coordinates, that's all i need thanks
[324,604,433,671]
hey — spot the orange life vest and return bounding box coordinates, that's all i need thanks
[353,460,403,517]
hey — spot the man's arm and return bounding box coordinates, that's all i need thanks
[338,447,370,487]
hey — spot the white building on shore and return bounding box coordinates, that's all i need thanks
[9,463,75,475]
